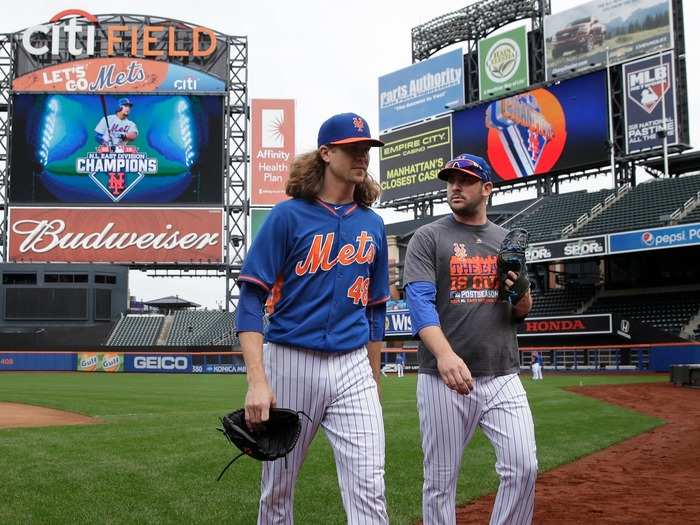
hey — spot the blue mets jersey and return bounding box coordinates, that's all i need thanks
[238,198,390,353]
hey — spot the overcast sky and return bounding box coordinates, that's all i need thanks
[2,0,697,308]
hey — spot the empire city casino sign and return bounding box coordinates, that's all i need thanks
[21,9,218,59]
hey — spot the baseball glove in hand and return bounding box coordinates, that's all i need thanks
[497,228,530,304]
[216,408,310,481]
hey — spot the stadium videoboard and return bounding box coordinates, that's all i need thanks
[451,70,609,185]
[9,94,224,204]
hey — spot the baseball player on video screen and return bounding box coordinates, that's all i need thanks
[94,97,138,152]
[235,112,390,524]
[403,153,538,525]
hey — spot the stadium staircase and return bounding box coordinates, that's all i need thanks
[575,174,700,237]
[156,314,175,345]
[562,184,631,238]
[674,190,700,224]
[503,189,617,243]
[680,309,700,340]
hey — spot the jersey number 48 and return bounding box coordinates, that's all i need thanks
[347,276,370,306]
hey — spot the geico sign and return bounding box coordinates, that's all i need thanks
[22,9,217,58]
[133,356,188,370]
[563,240,604,256]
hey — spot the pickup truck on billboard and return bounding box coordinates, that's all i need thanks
[551,16,606,58]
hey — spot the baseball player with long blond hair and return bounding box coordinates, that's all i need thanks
[235,112,390,524]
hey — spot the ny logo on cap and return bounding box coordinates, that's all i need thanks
[352,116,365,132]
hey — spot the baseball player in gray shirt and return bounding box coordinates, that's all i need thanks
[403,154,537,525]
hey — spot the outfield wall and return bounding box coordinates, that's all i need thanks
[0,352,246,374]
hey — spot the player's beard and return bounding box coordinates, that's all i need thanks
[449,193,485,218]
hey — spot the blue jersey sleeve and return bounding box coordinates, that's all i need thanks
[405,281,441,336]
[235,282,268,334]
[365,302,386,341]
[368,223,390,306]
[238,205,290,293]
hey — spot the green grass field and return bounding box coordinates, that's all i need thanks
[0,373,665,524]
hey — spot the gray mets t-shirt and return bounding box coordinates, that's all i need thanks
[403,216,520,377]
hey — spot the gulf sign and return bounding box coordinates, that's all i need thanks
[21,9,217,59]
[8,207,223,264]
[12,58,225,93]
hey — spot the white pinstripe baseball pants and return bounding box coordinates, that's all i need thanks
[258,343,388,525]
[417,373,538,525]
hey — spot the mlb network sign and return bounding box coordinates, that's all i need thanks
[623,51,678,154]
[378,49,464,131]
[609,223,700,254]
[251,99,295,206]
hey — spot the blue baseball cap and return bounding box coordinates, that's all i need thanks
[317,113,384,148]
[437,153,493,183]
[118,97,133,107]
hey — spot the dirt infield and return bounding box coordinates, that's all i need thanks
[0,403,101,429]
[455,382,700,524]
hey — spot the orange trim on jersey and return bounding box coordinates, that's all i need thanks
[368,295,391,306]
[238,275,271,293]
[265,275,285,314]
[343,204,359,216]
[315,199,339,217]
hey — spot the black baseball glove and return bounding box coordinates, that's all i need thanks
[497,228,530,304]
[216,407,310,480]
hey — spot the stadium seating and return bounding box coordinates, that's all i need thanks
[107,315,165,346]
[678,202,700,225]
[576,174,700,237]
[584,290,700,336]
[503,189,616,243]
[528,285,596,317]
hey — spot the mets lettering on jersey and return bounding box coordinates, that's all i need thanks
[238,198,390,352]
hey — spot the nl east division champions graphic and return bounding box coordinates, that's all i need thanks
[450,243,499,304]
[10,94,224,204]
[452,70,609,183]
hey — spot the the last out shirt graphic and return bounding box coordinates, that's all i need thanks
[448,241,499,304]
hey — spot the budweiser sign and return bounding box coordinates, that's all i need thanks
[9,207,223,263]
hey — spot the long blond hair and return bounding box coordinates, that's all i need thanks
[285,149,381,207]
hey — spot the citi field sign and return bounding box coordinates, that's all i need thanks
[21,9,218,58]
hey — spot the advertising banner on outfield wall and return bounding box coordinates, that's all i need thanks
[0,353,75,371]
[12,58,225,93]
[525,235,608,263]
[623,51,678,154]
[609,222,700,254]
[544,0,673,81]
[517,314,612,337]
[10,94,223,205]
[251,99,295,206]
[8,207,224,264]
[452,71,609,185]
[124,354,192,373]
[385,301,413,338]
[379,116,452,202]
[378,49,464,131]
[478,25,529,100]
[76,352,123,372]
